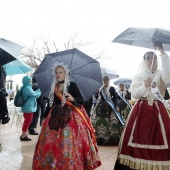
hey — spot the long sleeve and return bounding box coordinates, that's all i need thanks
[130,74,150,100]
[126,90,131,100]
[44,97,51,118]
[69,82,83,106]
[109,87,117,106]
[24,87,41,99]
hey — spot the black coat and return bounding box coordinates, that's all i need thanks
[116,90,131,100]
[0,66,6,96]
[44,82,83,118]
[95,86,117,106]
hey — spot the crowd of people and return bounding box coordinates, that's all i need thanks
[0,43,170,169]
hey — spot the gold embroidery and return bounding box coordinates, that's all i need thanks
[119,154,170,170]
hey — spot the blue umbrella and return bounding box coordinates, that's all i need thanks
[34,48,103,101]
[4,59,32,75]
[0,38,24,65]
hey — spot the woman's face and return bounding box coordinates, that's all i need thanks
[144,52,158,71]
[55,66,66,82]
[103,77,109,86]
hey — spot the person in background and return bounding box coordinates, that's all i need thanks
[117,83,131,121]
[28,83,46,135]
[91,76,121,145]
[20,76,41,141]
[0,64,10,124]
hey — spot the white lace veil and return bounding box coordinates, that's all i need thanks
[49,62,70,107]
[130,50,162,92]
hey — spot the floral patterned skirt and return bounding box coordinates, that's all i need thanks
[91,101,122,145]
[32,105,101,170]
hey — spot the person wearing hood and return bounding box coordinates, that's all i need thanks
[20,76,41,141]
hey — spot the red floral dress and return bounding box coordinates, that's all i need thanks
[32,87,101,170]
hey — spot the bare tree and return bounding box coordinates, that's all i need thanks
[21,38,58,69]
[21,34,91,70]
[64,33,91,50]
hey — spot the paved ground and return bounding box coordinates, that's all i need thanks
[0,104,118,170]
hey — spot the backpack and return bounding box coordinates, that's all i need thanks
[14,87,29,107]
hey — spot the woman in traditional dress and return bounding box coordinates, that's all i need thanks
[114,43,170,170]
[117,83,131,121]
[32,62,101,170]
[91,76,122,145]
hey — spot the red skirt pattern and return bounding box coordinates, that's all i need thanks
[117,100,170,170]
[32,105,101,170]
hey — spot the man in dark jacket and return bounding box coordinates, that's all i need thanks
[0,64,10,124]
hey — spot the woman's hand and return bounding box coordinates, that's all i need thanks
[64,92,75,102]
[144,77,152,88]
[116,106,119,112]
[41,119,46,127]
[153,43,165,54]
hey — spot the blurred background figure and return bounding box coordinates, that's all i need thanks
[28,81,47,135]
[116,83,131,121]
[0,64,10,124]
[20,76,41,141]
[91,76,121,145]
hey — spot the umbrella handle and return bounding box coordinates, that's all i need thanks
[150,46,156,75]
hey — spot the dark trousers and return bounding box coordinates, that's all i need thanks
[0,95,8,118]
[29,101,46,131]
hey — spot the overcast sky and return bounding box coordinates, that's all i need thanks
[1,0,170,88]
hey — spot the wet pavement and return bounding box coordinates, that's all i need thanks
[0,103,118,170]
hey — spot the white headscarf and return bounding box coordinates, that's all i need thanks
[130,51,162,92]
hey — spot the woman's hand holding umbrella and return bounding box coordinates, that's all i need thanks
[153,43,165,54]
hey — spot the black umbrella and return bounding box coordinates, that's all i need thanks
[112,27,170,51]
[34,48,103,101]
[0,38,23,65]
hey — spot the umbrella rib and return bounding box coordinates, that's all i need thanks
[70,49,76,69]
[137,30,151,42]
[70,61,98,72]
[71,73,102,83]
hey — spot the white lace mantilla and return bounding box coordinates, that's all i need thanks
[49,61,70,107]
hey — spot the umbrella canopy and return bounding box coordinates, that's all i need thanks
[6,89,15,95]
[0,38,23,65]
[112,27,170,51]
[34,48,103,101]
[100,66,119,79]
[4,59,32,76]
[113,78,132,90]
[166,82,170,88]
